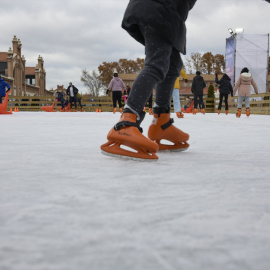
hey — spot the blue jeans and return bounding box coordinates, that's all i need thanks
[238,96,250,108]
[172,88,181,112]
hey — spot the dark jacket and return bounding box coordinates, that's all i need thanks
[0,78,11,97]
[57,92,65,102]
[191,75,206,96]
[215,74,233,96]
[121,0,197,54]
[66,85,78,97]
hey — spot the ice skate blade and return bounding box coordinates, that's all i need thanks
[158,147,189,152]
[101,150,158,162]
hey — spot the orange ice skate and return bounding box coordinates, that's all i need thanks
[148,108,189,152]
[193,108,198,115]
[218,109,221,115]
[101,113,158,160]
[119,108,123,113]
[176,111,184,118]
[149,108,153,115]
[201,108,205,114]
[246,108,250,117]
[113,107,116,114]
[225,110,228,115]
[236,108,241,118]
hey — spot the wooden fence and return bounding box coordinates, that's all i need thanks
[5,92,270,115]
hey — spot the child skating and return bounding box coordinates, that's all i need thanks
[101,0,197,160]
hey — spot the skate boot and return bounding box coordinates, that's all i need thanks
[119,108,123,113]
[101,112,158,160]
[236,108,241,118]
[225,110,228,115]
[246,108,250,117]
[218,109,221,115]
[193,108,198,115]
[113,107,116,114]
[148,107,189,152]
[176,112,184,118]
[201,108,205,114]
[149,108,153,115]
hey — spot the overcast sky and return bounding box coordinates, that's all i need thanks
[0,0,269,93]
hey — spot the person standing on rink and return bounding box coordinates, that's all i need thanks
[191,71,206,114]
[233,67,258,117]
[66,82,78,111]
[107,69,126,114]
[215,73,233,115]
[172,69,188,118]
[101,0,197,160]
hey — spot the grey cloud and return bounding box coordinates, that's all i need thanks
[1,0,269,92]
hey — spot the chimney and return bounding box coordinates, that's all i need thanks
[22,55,26,67]
[12,35,18,55]
[38,55,42,69]
[17,39,22,58]
[7,47,13,78]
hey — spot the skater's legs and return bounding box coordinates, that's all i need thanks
[218,93,224,110]
[154,48,182,110]
[148,94,153,109]
[78,98,83,109]
[112,91,118,108]
[198,95,205,109]
[116,91,122,108]
[237,96,245,108]
[244,96,250,108]
[172,88,181,112]
[193,95,198,109]
[125,26,176,115]
[224,94,229,110]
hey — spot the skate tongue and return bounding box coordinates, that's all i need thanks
[114,121,143,133]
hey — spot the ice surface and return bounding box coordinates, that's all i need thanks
[0,112,270,270]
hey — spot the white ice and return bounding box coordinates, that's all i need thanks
[0,112,270,270]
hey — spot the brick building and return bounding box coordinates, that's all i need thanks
[0,36,53,97]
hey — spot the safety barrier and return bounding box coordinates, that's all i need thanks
[4,92,270,115]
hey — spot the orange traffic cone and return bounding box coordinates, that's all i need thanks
[96,108,98,113]
[10,108,12,113]
[99,108,101,113]
[17,108,19,112]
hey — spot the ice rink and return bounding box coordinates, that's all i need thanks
[1,111,270,270]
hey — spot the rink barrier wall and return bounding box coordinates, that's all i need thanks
[4,92,270,115]
[206,92,270,115]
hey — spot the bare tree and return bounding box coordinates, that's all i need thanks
[81,69,103,96]
[185,53,203,73]
[185,56,193,74]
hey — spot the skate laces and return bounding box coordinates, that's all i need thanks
[114,121,143,133]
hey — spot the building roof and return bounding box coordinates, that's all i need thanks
[25,67,36,75]
[0,52,8,62]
